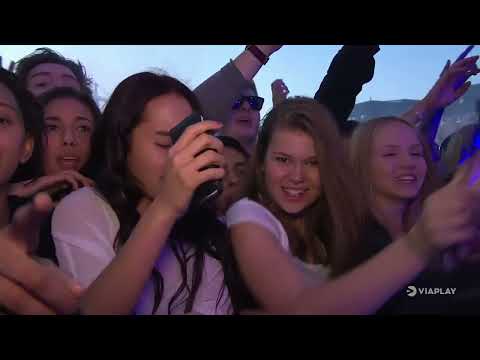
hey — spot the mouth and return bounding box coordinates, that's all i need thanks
[395,174,418,184]
[57,156,80,170]
[236,117,252,127]
[281,187,309,200]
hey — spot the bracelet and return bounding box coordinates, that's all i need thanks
[245,45,269,65]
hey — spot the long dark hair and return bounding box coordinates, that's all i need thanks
[96,72,228,314]
[221,97,368,313]
[37,87,104,178]
[0,68,43,183]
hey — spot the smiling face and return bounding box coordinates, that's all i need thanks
[263,128,322,215]
[370,120,427,203]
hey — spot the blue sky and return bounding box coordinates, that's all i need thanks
[1,45,478,116]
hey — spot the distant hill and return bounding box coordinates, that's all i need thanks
[350,84,480,143]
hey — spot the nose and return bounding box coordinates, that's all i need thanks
[63,128,77,146]
[399,153,417,169]
[239,99,252,111]
[289,162,305,183]
[227,171,240,187]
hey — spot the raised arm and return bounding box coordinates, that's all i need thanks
[314,45,380,130]
[194,46,282,124]
[401,56,479,148]
[231,155,480,314]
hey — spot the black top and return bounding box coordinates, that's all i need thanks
[315,45,380,135]
[361,219,480,315]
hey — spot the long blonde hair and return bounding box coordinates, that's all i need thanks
[349,116,439,231]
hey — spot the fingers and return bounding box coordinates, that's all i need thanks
[454,55,479,66]
[0,275,55,315]
[170,120,223,156]
[440,59,451,77]
[454,81,471,99]
[272,79,289,95]
[450,152,480,188]
[188,149,225,173]
[193,167,226,187]
[9,171,94,198]
[9,193,54,253]
[174,133,224,168]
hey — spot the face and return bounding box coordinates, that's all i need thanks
[224,88,261,145]
[42,97,94,175]
[127,93,193,199]
[370,121,427,203]
[264,128,321,215]
[215,146,248,215]
[0,83,33,187]
[27,63,81,98]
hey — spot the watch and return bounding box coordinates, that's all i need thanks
[245,45,269,65]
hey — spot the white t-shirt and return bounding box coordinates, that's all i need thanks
[226,198,330,281]
[51,187,231,315]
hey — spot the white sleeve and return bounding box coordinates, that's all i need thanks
[226,199,283,243]
[51,188,118,289]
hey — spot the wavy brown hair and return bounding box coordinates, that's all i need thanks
[349,116,439,231]
[247,97,367,275]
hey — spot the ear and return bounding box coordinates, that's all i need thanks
[19,135,34,165]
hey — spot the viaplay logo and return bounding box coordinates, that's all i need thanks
[406,286,417,297]
[406,286,456,297]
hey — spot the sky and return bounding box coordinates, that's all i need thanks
[1,45,478,116]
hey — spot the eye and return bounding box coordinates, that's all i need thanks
[411,151,424,157]
[34,82,48,88]
[155,143,171,149]
[45,124,59,132]
[382,153,396,157]
[275,156,288,163]
[305,159,318,167]
[78,125,92,134]
[0,117,12,127]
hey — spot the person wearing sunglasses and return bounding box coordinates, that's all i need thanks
[222,82,264,154]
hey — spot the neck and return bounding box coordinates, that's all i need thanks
[0,185,11,228]
[371,194,408,239]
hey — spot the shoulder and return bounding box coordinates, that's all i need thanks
[226,198,287,248]
[53,187,112,217]
[52,186,119,243]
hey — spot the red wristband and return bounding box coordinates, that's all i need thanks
[245,45,269,65]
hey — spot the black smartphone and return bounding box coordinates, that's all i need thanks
[169,113,223,207]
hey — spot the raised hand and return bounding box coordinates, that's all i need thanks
[271,79,290,107]
[153,120,225,217]
[423,56,479,111]
[408,152,480,260]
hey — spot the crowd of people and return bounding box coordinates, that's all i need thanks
[0,45,480,315]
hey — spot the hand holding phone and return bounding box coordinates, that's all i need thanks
[169,113,223,208]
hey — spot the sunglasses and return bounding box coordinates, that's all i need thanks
[232,95,264,111]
